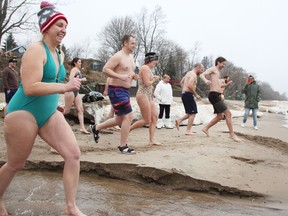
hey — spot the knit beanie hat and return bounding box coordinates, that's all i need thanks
[37,1,68,33]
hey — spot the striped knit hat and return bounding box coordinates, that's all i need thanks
[37,1,68,33]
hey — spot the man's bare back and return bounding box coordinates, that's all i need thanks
[182,71,197,93]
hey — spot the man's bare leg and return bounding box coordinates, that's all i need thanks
[224,110,241,142]
[118,113,133,146]
[175,114,189,131]
[185,114,195,135]
[202,114,222,137]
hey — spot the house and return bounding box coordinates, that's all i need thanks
[4,46,26,58]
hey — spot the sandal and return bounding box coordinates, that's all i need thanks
[89,125,100,143]
[118,144,136,154]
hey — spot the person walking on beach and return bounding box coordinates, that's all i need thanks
[0,2,86,215]
[64,57,90,134]
[154,74,174,129]
[241,75,261,130]
[220,75,232,96]
[130,52,161,145]
[199,57,240,141]
[90,35,138,154]
[175,63,203,135]
[2,58,19,117]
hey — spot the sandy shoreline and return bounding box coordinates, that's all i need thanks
[0,96,288,212]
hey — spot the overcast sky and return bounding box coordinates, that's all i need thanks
[20,0,288,95]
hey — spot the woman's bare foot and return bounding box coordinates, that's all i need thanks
[65,205,86,216]
[107,126,121,131]
[229,135,241,142]
[175,120,180,131]
[80,129,90,134]
[149,141,161,146]
[202,128,209,137]
[0,203,8,216]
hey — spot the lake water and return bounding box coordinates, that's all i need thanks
[4,170,287,216]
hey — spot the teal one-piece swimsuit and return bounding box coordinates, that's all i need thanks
[7,41,66,128]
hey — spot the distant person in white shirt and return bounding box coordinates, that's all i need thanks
[154,74,174,129]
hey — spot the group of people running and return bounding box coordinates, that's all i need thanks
[0,1,261,215]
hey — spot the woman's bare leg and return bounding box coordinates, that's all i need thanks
[74,95,89,134]
[130,95,151,131]
[39,112,85,216]
[0,111,38,215]
[149,101,160,145]
[64,92,74,114]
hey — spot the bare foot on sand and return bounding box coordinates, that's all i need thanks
[175,120,180,131]
[202,128,209,137]
[0,203,8,216]
[185,132,196,135]
[229,135,241,142]
[107,126,121,131]
[65,206,86,216]
[149,141,161,146]
[80,129,90,134]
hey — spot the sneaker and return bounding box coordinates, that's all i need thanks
[254,126,258,130]
[164,119,174,129]
[89,125,100,143]
[118,144,135,154]
[156,119,164,129]
[241,123,245,127]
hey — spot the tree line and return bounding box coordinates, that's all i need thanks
[0,0,286,100]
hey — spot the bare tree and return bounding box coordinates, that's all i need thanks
[173,44,188,80]
[188,41,201,70]
[96,16,136,62]
[153,38,188,80]
[135,6,166,54]
[0,0,38,45]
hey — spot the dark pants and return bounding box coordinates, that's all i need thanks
[4,88,17,103]
[158,104,170,119]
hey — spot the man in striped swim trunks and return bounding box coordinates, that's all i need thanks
[90,35,138,153]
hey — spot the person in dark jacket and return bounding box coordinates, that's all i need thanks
[2,58,19,117]
[241,75,261,130]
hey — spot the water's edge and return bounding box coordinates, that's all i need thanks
[6,160,262,198]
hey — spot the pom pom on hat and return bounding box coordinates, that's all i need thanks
[37,1,68,33]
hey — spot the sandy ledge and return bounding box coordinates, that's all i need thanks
[0,99,288,211]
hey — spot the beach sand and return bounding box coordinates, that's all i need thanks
[0,96,287,212]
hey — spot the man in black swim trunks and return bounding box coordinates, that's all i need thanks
[199,57,240,142]
[175,63,203,135]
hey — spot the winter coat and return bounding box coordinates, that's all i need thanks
[154,80,173,105]
[242,81,261,109]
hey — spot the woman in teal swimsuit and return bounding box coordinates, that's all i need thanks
[0,2,86,216]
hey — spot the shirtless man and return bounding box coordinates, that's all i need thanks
[90,35,138,153]
[175,63,203,135]
[220,76,232,96]
[199,57,240,141]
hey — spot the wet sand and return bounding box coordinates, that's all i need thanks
[0,97,288,214]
